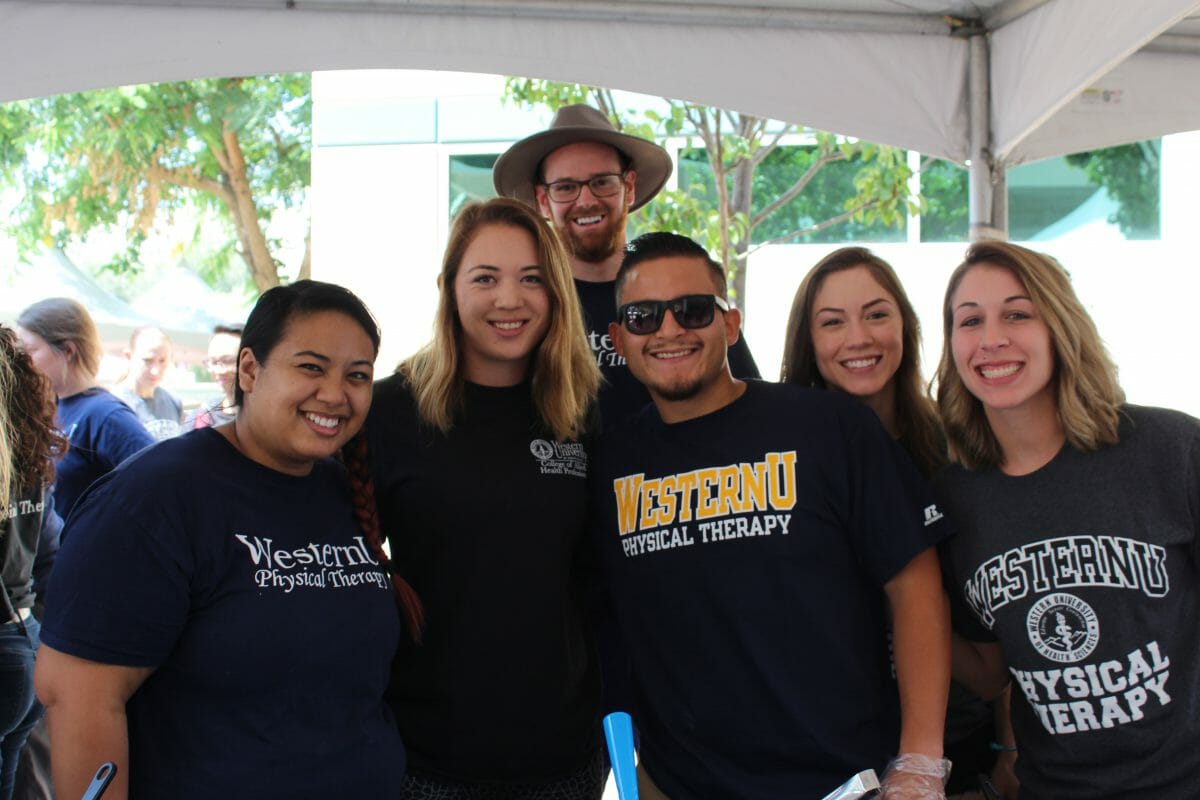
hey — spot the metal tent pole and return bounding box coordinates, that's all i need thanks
[968,31,1008,241]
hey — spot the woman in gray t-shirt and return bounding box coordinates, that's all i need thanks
[935,240,1200,800]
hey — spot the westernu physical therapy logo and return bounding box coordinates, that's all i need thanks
[235,534,388,593]
[529,438,587,478]
[966,535,1175,737]
[611,451,797,558]
[963,535,1168,627]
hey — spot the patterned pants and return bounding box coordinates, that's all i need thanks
[399,751,605,800]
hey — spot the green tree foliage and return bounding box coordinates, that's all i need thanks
[1065,141,1160,239]
[504,79,917,310]
[0,74,311,291]
[916,159,969,242]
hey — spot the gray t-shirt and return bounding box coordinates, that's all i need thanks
[937,405,1200,800]
[115,386,183,440]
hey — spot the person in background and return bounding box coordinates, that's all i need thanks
[493,103,760,426]
[936,240,1200,800]
[13,299,154,800]
[16,298,154,518]
[592,232,951,799]
[115,326,183,440]
[346,198,604,799]
[183,323,243,430]
[780,246,1016,797]
[0,326,65,800]
[34,280,406,800]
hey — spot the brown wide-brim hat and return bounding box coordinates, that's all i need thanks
[493,104,673,212]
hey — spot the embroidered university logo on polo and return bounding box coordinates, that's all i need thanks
[529,438,587,478]
[923,504,944,526]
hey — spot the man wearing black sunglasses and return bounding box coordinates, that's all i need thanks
[593,233,953,800]
[493,105,759,426]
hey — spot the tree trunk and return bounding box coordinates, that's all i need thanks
[220,124,280,292]
[297,228,312,281]
[729,158,754,318]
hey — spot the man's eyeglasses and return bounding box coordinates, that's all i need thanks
[205,356,237,371]
[542,172,625,203]
[616,294,729,336]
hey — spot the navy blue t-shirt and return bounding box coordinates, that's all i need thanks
[55,387,154,517]
[591,380,950,800]
[42,428,406,799]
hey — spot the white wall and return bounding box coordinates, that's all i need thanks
[312,141,445,371]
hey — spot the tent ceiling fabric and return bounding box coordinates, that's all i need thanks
[1,0,1198,167]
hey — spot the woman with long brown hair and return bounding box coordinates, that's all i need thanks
[348,197,604,799]
[781,247,1011,796]
[781,246,943,476]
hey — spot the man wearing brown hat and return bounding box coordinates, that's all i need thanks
[494,104,759,425]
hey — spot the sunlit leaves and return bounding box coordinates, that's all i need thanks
[0,74,311,287]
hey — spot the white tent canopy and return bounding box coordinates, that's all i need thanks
[2,0,1199,234]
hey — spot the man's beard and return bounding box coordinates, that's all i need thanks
[563,204,628,264]
[651,376,704,402]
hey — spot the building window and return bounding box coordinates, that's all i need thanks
[449,153,499,218]
[919,139,1162,242]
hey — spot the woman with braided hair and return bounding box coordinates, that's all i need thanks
[346,197,604,800]
[34,280,407,799]
[0,326,65,800]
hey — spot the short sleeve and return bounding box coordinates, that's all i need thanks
[845,405,950,585]
[40,478,191,666]
[95,404,156,470]
[938,538,998,642]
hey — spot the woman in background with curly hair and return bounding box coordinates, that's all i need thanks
[0,326,66,800]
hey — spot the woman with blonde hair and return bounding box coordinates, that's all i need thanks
[935,240,1200,799]
[347,197,603,799]
[0,327,65,800]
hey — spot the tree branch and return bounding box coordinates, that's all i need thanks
[148,163,232,205]
[748,197,881,251]
[749,123,798,170]
[750,150,848,228]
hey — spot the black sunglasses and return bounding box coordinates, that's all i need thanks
[616,294,729,335]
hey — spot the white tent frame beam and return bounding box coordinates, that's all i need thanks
[45,1,958,35]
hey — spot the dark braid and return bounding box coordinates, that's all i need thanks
[344,431,424,642]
